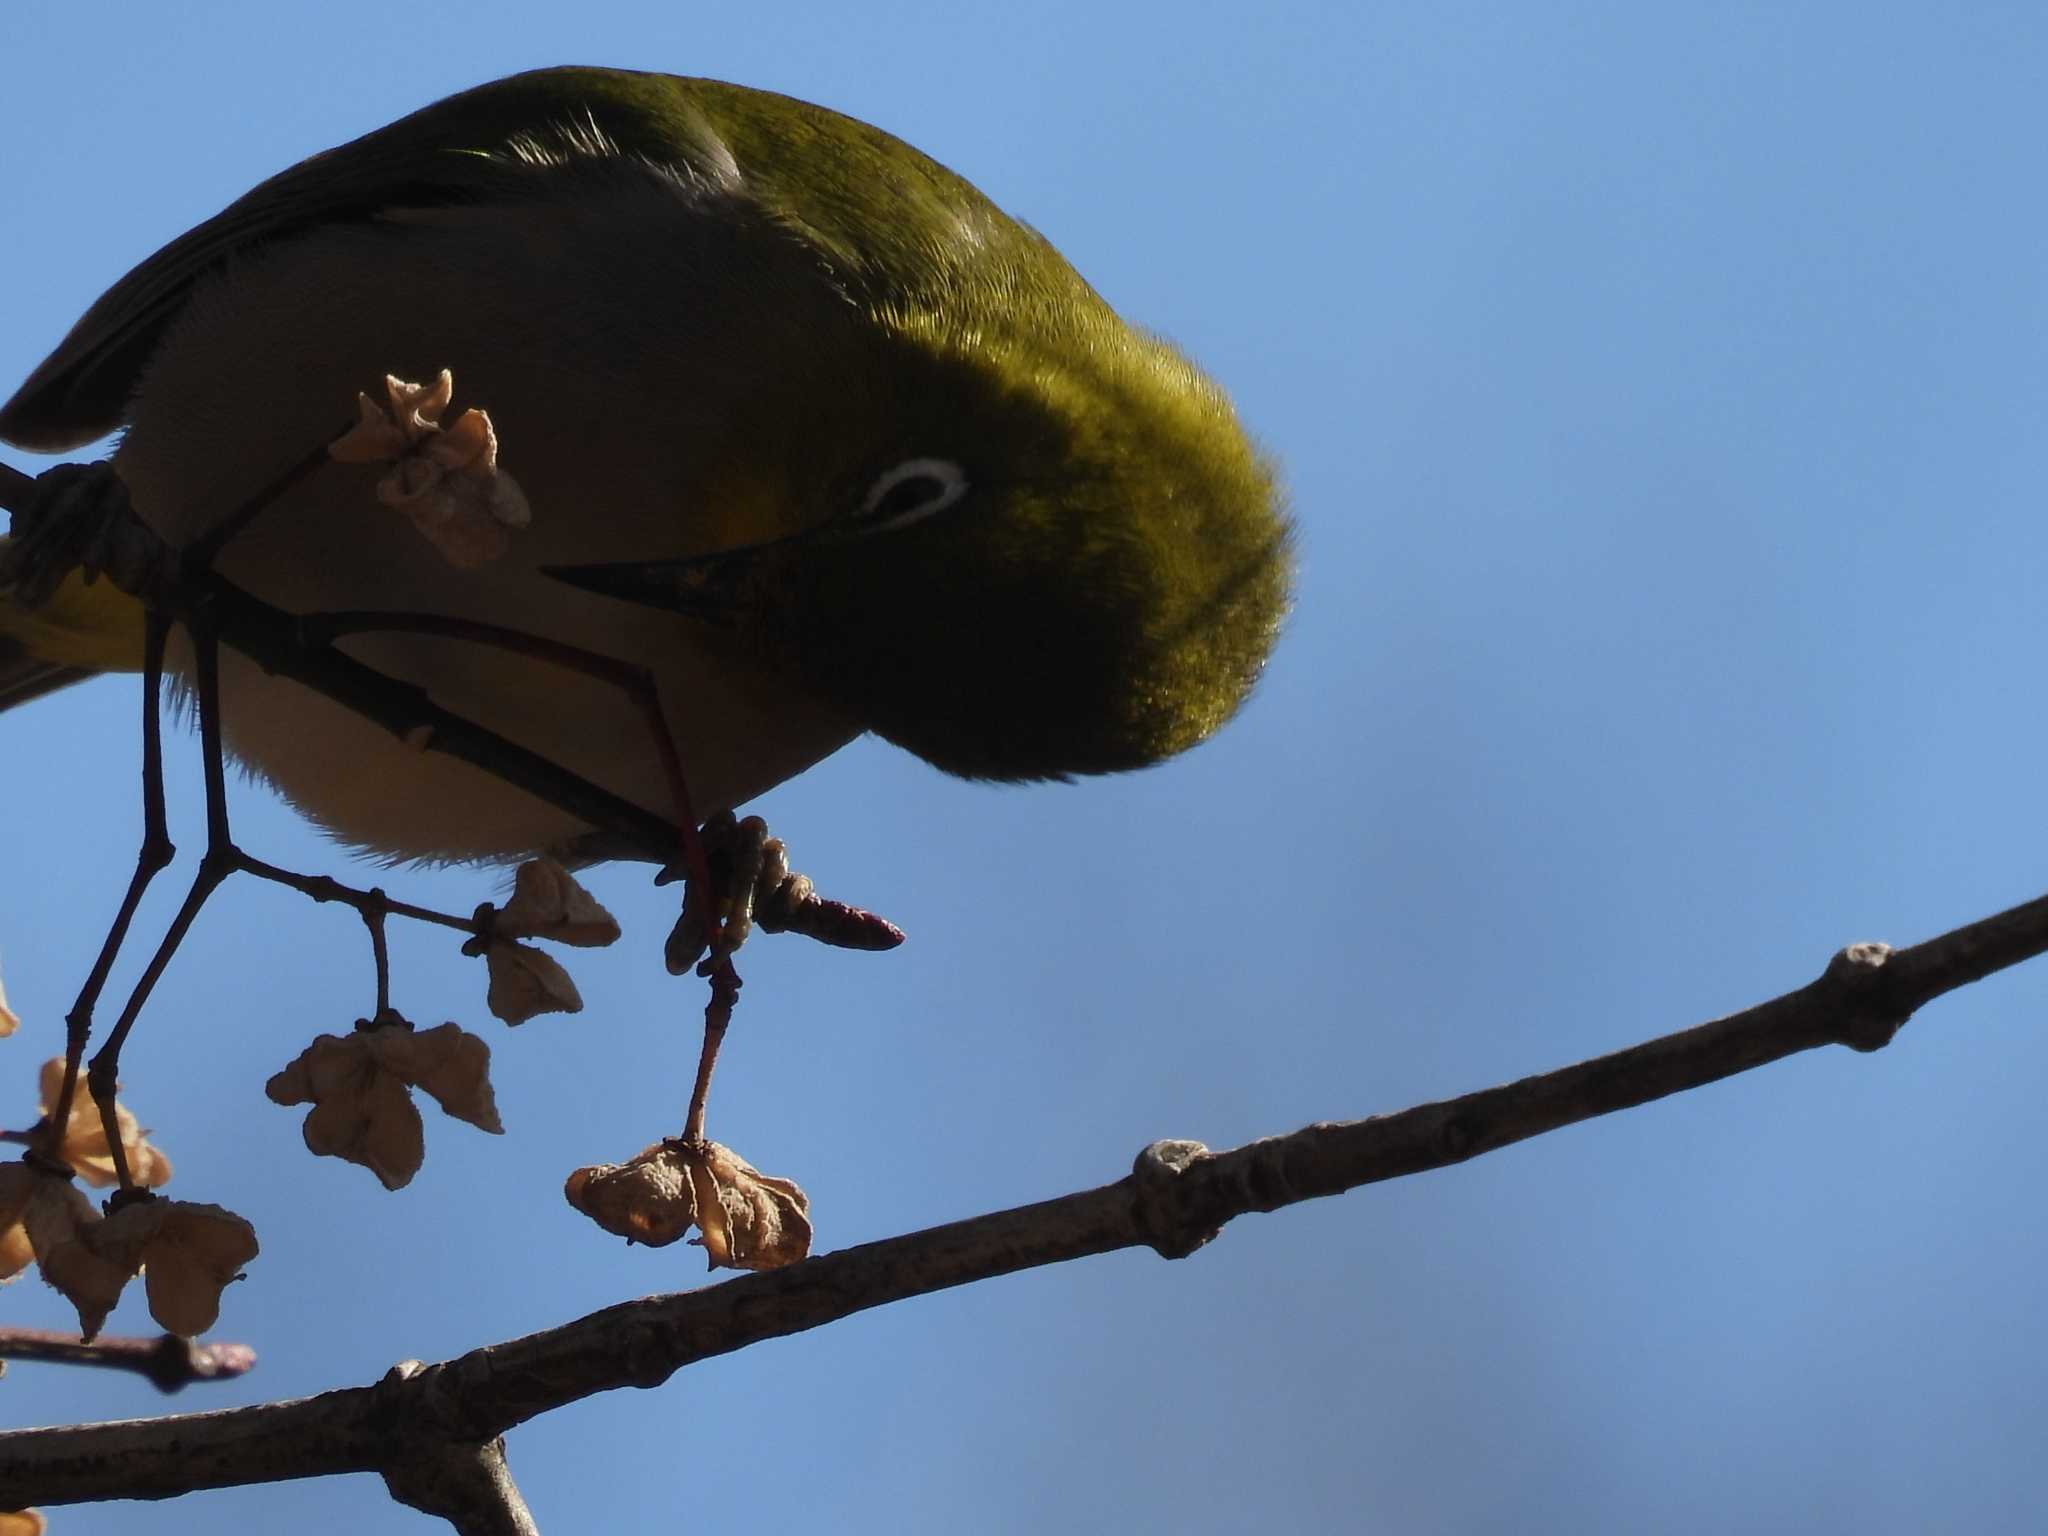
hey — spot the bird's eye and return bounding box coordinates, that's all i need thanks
[857,458,969,532]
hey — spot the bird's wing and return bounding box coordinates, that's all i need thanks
[0,68,762,453]
[0,634,94,711]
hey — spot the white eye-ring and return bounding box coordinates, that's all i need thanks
[858,457,970,532]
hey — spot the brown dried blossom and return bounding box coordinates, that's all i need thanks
[481,939,584,1025]
[266,1020,503,1191]
[468,859,615,1024]
[81,1197,260,1338]
[0,1162,50,1283]
[497,858,622,947]
[0,1507,45,1534]
[0,1163,72,1286]
[35,1058,172,1190]
[0,968,18,1038]
[328,370,529,568]
[564,1138,811,1271]
[23,1171,126,1340]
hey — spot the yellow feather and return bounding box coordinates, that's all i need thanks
[0,538,147,672]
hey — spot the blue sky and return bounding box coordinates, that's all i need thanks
[5,3,2048,1532]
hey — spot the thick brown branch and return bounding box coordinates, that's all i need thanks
[0,897,2037,1511]
[377,1365,536,1536]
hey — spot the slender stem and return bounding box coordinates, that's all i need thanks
[304,611,650,688]
[302,609,716,903]
[233,853,478,937]
[682,965,741,1143]
[364,896,392,1020]
[0,1328,256,1394]
[299,611,737,1128]
[182,435,339,573]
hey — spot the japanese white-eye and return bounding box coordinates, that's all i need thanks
[0,66,1292,863]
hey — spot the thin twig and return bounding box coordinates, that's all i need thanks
[0,1329,255,1395]
[234,853,479,938]
[299,609,707,876]
[682,964,741,1142]
[180,437,339,573]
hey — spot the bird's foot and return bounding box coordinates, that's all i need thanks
[0,460,168,609]
[662,812,906,975]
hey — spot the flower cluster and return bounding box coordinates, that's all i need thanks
[266,1020,502,1191]
[0,1058,254,1340]
[565,1138,811,1271]
[328,370,530,568]
[472,858,623,1025]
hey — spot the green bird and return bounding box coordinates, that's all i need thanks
[0,66,1291,865]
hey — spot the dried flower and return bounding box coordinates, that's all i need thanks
[328,371,529,568]
[468,859,616,1023]
[35,1058,172,1189]
[0,1163,43,1283]
[481,940,583,1025]
[564,1138,811,1271]
[25,1172,126,1340]
[497,859,621,947]
[84,1198,260,1338]
[266,1021,502,1190]
[0,968,19,1038]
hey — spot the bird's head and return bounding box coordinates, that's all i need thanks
[551,220,1292,783]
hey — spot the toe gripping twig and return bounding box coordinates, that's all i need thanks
[0,451,903,1169]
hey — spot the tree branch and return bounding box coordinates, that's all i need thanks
[377,1365,537,1536]
[0,1329,255,1394]
[0,893,2038,1514]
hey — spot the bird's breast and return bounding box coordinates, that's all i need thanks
[115,185,863,862]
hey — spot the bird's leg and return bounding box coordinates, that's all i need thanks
[294,614,903,1142]
[668,815,775,1144]
[3,454,899,1161]
[83,626,240,1192]
[66,622,480,1186]
[40,611,178,1162]
[661,814,907,1139]
[1,457,337,1171]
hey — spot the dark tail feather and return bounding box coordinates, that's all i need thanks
[0,634,94,712]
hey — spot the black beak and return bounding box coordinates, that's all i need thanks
[543,531,803,617]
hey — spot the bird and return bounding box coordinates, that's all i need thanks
[0,65,1292,868]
